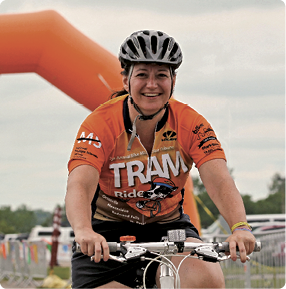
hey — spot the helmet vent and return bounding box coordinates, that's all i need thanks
[151,36,158,54]
[161,38,170,59]
[169,43,179,60]
[138,36,147,57]
[143,30,150,35]
[121,47,127,55]
[127,39,139,58]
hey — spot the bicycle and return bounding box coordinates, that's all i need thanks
[76,229,262,289]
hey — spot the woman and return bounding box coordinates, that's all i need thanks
[66,30,256,288]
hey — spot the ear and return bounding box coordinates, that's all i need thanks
[122,75,129,92]
[172,74,177,88]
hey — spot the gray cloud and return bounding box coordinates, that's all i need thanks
[0,0,284,210]
[2,0,279,15]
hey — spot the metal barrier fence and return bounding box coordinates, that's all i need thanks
[207,230,285,288]
[0,240,48,287]
[0,240,73,288]
[1,232,284,288]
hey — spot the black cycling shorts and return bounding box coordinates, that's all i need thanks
[71,214,201,288]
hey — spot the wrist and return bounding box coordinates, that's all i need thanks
[231,221,252,233]
[73,225,93,235]
[232,227,253,234]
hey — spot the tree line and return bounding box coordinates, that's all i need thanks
[194,172,285,228]
[0,205,74,235]
[0,172,284,234]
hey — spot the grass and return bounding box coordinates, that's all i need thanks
[36,266,71,289]
[47,266,71,280]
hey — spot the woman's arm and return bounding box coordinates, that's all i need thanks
[65,165,109,262]
[198,158,256,262]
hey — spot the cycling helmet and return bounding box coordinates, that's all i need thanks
[119,30,183,70]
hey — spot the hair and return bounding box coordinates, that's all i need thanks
[110,88,128,99]
[110,68,129,99]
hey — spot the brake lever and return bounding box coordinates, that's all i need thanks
[192,245,220,262]
[90,254,127,263]
[192,245,251,263]
[90,244,148,263]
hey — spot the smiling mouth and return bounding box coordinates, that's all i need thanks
[142,93,161,97]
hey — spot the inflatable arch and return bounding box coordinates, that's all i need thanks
[0,10,201,232]
[0,10,122,110]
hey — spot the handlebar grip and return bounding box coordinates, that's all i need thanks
[107,242,119,252]
[221,241,262,252]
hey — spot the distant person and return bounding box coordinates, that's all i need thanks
[65,30,256,288]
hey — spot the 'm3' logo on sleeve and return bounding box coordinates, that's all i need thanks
[77,131,102,148]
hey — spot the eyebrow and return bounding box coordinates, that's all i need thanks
[134,67,169,72]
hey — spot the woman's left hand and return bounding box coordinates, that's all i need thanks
[225,229,256,262]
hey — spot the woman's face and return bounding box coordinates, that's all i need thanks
[123,63,176,116]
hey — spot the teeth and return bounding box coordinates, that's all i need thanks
[143,93,159,97]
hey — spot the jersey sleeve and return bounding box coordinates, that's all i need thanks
[188,114,226,169]
[68,121,106,174]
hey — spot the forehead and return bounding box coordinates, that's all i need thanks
[133,63,170,71]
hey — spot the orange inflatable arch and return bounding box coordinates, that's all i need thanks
[0,10,200,232]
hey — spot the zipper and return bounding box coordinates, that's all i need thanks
[136,122,158,225]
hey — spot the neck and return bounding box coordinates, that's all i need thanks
[128,98,165,131]
[127,98,166,154]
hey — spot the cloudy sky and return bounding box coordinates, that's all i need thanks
[0,0,284,212]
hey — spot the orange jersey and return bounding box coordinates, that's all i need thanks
[68,95,226,224]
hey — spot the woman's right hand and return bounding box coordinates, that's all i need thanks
[75,227,110,262]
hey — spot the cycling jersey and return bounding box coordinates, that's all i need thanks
[68,95,226,224]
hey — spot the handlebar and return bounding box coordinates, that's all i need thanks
[75,229,261,263]
[106,240,262,253]
[106,240,261,253]
[74,230,261,289]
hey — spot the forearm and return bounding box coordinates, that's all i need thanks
[206,176,247,229]
[65,165,109,261]
[199,159,247,229]
[65,183,93,233]
[199,159,255,262]
[65,165,99,235]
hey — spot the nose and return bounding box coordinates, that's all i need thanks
[146,74,158,89]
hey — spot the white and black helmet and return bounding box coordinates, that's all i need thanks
[119,30,183,70]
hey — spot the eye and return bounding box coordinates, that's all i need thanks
[158,73,169,78]
[135,72,147,78]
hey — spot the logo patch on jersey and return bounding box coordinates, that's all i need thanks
[135,177,178,217]
[162,131,177,141]
[74,147,98,159]
[192,124,214,141]
[192,123,204,134]
[191,124,220,153]
[77,131,102,148]
[198,136,217,148]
